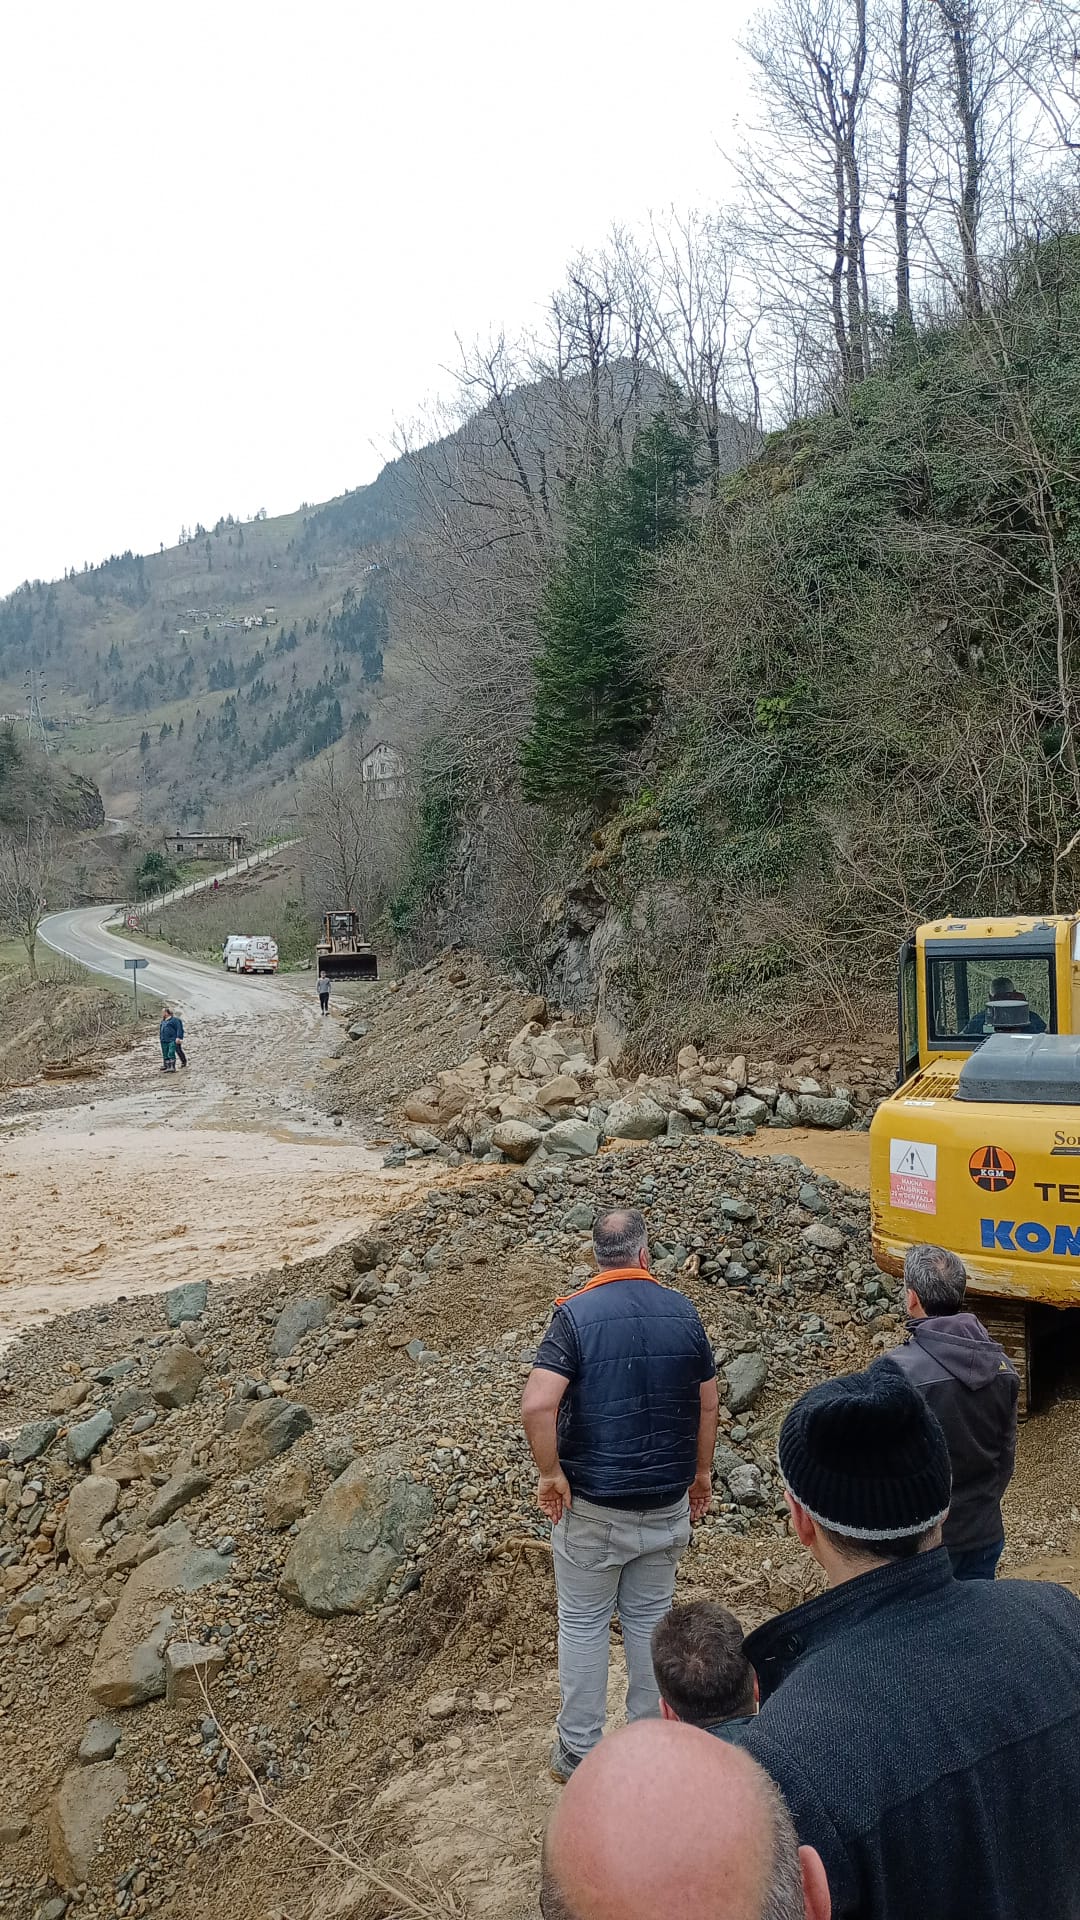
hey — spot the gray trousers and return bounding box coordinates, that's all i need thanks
[551,1493,691,1759]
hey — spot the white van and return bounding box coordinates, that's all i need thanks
[223,934,279,974]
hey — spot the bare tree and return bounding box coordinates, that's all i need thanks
[646,210,762,485]
[739,0,875,385]
[300,750,408,931]
[880,0,934,324]
[0,823,54,980]
[932,0,987,311]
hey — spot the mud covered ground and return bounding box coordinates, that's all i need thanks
[0,990,453,1352]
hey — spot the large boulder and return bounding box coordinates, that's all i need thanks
[236,1398,313,1469]
[88,1545,232,1709]
[491,1120,542,1163]
[349,1235,387,1275]
[264,1462,313,1530]
[164,1281,207,1328]
[12,1418,60,1466]
[732,1093,769,1127]
[723,1351,768,1416]
[271,1295,330,1358]
[149,1346,205,1409]
[64,1474,120,1572]
[145,1467,213,1529]
[67,1408,113,1466]
[78,1720,122,1765]
[164,1641,227,1707]
[281,1454,434,1617]
[506,1022,542,1075]
[49,1762,127,1887]
[544,1118,600,1158]
[435,1058,488,1121]
[604,1097,667,1141]
[798,1092,855,1129]
[534,1075,583,1113]
[728,1462,765,1507]
[803,1222,845,1252]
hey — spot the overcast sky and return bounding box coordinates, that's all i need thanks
[0,1,758,594]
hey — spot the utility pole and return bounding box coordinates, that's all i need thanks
[24,668,49,754]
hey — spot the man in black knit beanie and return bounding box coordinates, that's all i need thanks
[737,1362,1080,1920]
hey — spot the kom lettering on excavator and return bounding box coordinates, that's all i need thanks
[870,916,1080,1408]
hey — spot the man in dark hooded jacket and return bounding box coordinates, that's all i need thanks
[883,1243,1017,1579]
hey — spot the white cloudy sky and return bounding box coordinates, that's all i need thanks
[0,0,758,593]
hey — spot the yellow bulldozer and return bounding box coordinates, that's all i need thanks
[315,910,378,982]
[870,914,1080,1407]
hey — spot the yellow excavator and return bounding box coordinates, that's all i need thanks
[870,915,1080,1407]
[316,909,378,981]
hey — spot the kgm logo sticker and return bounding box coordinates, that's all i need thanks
[968,1145,1016,1193]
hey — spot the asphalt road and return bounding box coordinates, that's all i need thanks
[38,904,297,1018]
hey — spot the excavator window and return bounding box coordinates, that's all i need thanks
[927,954,1055,1049]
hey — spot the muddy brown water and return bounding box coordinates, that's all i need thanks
[0,998,428,1353]
[728,1125,871,1189]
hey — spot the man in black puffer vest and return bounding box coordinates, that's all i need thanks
[522,1209,719,1784]
[885,1242,1017,1580]
[739,1364,1080,1920]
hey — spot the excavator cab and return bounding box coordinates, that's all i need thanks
[316,910,378,981]
[873,916,1080,1407]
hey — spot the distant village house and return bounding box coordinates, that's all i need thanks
[360,741,405,800]
[169,830,247,861]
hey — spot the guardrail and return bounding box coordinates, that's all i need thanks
[115,838,301,928]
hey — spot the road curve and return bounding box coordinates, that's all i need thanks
[39,904,297,1018]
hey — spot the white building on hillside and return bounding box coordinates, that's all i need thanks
[360,741,405,800]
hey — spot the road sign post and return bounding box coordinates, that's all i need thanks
[124,955,149,1015]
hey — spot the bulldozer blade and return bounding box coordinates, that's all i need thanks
[319,958,378,981]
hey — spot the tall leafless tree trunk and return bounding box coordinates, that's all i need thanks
[889,0,924,324]
[936,0,985,313]
[843,0,871,374]
[740,0,873,387]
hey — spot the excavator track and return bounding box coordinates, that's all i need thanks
[972,1297,1031,1414]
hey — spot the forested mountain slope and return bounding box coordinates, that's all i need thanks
[390,236,1080,1058]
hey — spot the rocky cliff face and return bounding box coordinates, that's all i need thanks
[0,727,104,833]
[50,763,105,831]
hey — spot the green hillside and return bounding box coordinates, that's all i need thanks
[0,478,405,826]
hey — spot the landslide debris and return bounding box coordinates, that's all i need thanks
[332,951,896,1168]
[0,957,1070,1920]
[0,1133,915,1920]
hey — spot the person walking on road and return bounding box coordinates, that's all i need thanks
[883,1243,1018,1580]
[522,1208,719,1783]
[172,1011,187,1069]
[317,971,331,1016]
[159,1007,177,1072]
[739,1362,1080,1920]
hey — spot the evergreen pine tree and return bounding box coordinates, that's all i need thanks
[521,480,645,807]
[520,412,698,811]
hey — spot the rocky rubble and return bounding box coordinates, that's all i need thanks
[18,1114,1077,1920]
[372,1001,894,1170]
[0,1132,920,1920]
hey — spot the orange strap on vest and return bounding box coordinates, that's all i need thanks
[554,1266,662,1307]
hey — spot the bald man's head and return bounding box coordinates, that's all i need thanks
[540,1722,829,1920]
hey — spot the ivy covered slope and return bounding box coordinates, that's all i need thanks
[559,240,1080,1043]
